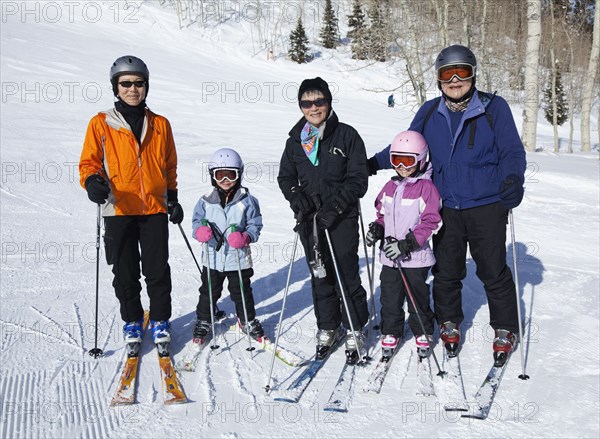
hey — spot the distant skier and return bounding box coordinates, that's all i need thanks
[367,45,526,365]
[191,148,265,345]
[79,55,183,355]
[366,131,442,360]
[388,94,395,108]
[278,77,369,364]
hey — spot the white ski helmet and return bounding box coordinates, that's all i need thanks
[208,148,244,185]
[110,55,149,97]
[390,130,429,172]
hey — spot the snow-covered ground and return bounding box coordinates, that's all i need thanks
[1,2,598,438]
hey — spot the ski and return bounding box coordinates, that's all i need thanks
[323,362,358,412]
[175,314,228,372]
[415,354,435,397]
[462,349,515,420]
[157,346,187,405]
[362,344,402,394]
[229,323,306,367]
[441,351,468,411]
[110,311,150,407]
[272,332,345,403]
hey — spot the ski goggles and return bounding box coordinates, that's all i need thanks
[118,80,146,89]
[437,64,475,83]
[212,168,239,183]
[390,152,419,169]
[299,98,328,109]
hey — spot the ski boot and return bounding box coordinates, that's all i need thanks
[345,329,365,365]
[380,334,399,362]
[440,321,460,357]
[239,318,265,342]
[192,320,211,350]
[493,329,517,367]
[123,319,143,358]
[415,334,433,361]
[315,328,339,360]
[150,320,171,357]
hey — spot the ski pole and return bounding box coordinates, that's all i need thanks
[89,203,104,359]
[177,222,220,350]
[509,210,529,380]
[358,201,376,356]
[231,224,255,354]
[324,229,367,364]
[387,238,445,377]
[265,231,300,393]
[371,244,378,330]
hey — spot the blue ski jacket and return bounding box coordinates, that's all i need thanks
[372,90,526,210]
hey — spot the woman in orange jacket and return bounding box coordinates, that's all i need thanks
[79,55,182,353]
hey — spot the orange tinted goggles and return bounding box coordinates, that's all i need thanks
[390,153,418,169]
[437,64,474,82]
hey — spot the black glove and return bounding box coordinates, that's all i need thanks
[289,188,315,218]
[330,191,352,215]
[167,189,184,224]
[316,205,339,230]
[499,174,524,209]
[383,231,419,260]
[366,222,384,247]
[367,156,380,176]
[84,174,110,204]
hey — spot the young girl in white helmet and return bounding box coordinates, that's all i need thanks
[366,131,442,359]
[190,148,264,346]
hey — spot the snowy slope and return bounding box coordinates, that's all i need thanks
[1,2,599,438]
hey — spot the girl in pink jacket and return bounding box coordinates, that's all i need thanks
[366,131,442,359]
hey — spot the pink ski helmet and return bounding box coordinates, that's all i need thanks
[390,130,429,172]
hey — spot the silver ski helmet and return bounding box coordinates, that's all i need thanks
[208,148,244,187]
[110,55,149,97]
[434,45,477,90]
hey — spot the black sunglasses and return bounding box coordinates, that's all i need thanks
[119,80,146,89]
[299,98,328,109]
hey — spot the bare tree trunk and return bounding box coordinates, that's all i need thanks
[398,0,427,105]
[522,0,542,152]
[581,0,600,152]
[549,2,559,153]
[459,0,470,47]
[431,0,448,47]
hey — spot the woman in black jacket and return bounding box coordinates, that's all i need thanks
[278,77,369,363]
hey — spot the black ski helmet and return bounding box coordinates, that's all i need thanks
[110,55,149,97]
[435,45,477,91]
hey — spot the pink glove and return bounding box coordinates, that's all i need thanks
[227,231,251,249]
[194,225,213,243]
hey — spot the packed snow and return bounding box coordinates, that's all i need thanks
[1,2,598,438]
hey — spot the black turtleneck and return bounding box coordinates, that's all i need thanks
[115,99,146,146]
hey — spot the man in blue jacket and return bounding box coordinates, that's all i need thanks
[368,45,526,364]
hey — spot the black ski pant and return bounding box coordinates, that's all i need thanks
[432,202,519,333]
[379,265,435,338]
[104,213,172,323]
[299,215,369,331]
[196,268,257,323]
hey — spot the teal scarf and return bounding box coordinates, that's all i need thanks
[300,122,319,166]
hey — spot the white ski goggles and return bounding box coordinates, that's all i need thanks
[212,168,239,183]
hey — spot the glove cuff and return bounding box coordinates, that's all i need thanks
[167,189,178,204]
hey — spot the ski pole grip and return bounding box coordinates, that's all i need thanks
[230,224,237,232]
[202,219,208,226]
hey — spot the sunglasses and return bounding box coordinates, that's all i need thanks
[212,168,239,183]
[119,80,146,89]
[390,152,419,169]
[437,64,475,82]
[299,98,328,109]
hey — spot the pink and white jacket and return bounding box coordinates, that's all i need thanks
[373,164,442,268]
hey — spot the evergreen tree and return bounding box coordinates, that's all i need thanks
[288,17,310,64]
[347,0,368,60]
[320,0,339,49]
[368,0,388,62]
[543,64,569,126]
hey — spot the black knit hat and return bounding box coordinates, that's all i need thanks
[298,77,332,106]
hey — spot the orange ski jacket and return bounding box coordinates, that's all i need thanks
[79,107,178,216]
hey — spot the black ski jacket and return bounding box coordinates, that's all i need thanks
[278,111,368,217]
